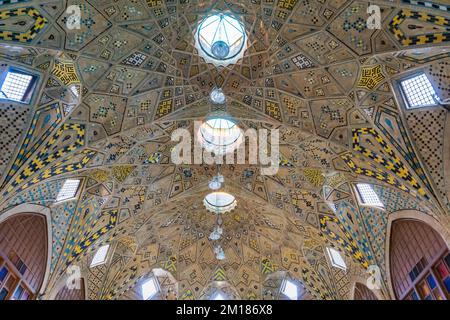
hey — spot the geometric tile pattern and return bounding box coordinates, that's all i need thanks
[357,65,385,90]
[0,7,47,42]
[389,9,450,46]
[344,128,429,200]
[2,103,62,188]
[2,123,86,197]
[319,214,369,269]
[374,107,435,198]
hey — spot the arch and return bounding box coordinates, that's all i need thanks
[353,282,378,300]
[0,203,52,298]
[46,270,88,300]
[54,277,86,300]
[385,210,450,300]
[348,275,385,300]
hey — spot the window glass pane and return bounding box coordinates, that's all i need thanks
[326,247,347,270]
[21,290,29,300]
[282,280,298,300]
[90,244,110,268]
[409,269,417,282]
[445,253,450,269]
[56,179,80,202]
[213,292,226,300]
[411,291,419,300]
[19,264,27,275]
[418,280,430,298]
[400,73,438,108]
[0,266,8,282]
[355,183,384,207]
[0,71,33,102]
[432,288,444,300]
[0,288,8,300]
[426,274,436,289]
[141,278,158,300]
[442,277,450,293]
[436,261,449,278]
[13,285,23,300]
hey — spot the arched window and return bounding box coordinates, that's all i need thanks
[354,282,378,300]
[390,219,450,300]
[0,213,48,300]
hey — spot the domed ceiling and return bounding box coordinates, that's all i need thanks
[0,0,449,300]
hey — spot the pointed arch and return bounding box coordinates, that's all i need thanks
[0,204,52,298]
[349,275,385,300]
[385,210,450,300]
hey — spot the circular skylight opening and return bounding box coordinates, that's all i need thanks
[198,115,243,156]
[203,192,237,214]
[196,13,246,65]
[210,88,226,104]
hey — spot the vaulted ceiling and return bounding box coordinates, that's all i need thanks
[0,0,449,300]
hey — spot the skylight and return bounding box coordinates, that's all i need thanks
[400,73,439,109]
[56,179,80,202]
[210,88,226,104]
[281,279,298,300]
[326,247,347,271]
[0,70,35,103]
[90,244,110,268]
[141,277,158,300]
[355,183,384,208]
[213,292,226,300]
[198,115,242,155]
[196,13,246,65]
[203,192,237,214]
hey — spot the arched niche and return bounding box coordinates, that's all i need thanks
[0,204,52,299]
[386,210,450,300]
[54,278,86,300]
[353,282,378,300]
[349,276,385,300]
[45,268,88,300]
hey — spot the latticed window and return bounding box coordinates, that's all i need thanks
[0,69,37,103]
[400,73,439,109]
